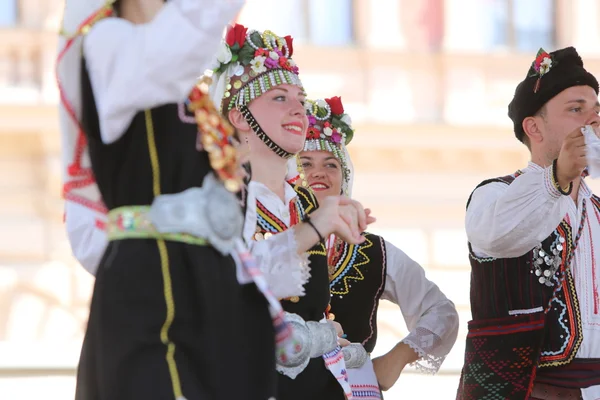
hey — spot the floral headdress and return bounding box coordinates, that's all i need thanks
[302,96,355,195]
[209,24,303,114]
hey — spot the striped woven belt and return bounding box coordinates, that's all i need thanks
[107,205,208,246]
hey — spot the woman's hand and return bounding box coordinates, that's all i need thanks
[310,196,375,244]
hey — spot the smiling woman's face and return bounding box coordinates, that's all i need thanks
[246,84,308,155]
[299,150,343,202]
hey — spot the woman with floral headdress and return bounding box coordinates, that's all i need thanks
[209,25,376,400]
[299,96,460,397]
[56,1,299,399]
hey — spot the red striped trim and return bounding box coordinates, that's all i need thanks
[467,321,544,338]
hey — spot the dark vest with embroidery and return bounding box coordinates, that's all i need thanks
[328,233,387,353]
[456,174,584,400]
[254,185,344,400]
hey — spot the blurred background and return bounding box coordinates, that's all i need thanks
[2,0,600,398]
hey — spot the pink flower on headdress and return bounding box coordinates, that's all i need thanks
[331,131,342,144]
[307,115,317,126]
[265,57,278,69]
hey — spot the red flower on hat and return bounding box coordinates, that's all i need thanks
[325,96,344,115]
[530,48,555,93]
[284,35,294,56]
[226,24,247,48]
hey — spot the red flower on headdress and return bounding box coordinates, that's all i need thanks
[226,24,247,48]
[307,127,320,139]
[284,35,294,56]
[254,48,269,57]
[325,96,344,115]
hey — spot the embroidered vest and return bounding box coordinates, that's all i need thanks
[328,233,387,353]
[254,185,330,322]
[456,174,586,400]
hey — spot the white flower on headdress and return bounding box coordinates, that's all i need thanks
[341,114,352,126]
[269,51,280,60]
[251,56,267,74]
[323,127,333,136]
[539,57,552,75]
[216,42,233,64]
[288,59,297,67]
[316,99,328,109]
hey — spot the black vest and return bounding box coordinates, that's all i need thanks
[329,233,387,353]
[80,58,216,209]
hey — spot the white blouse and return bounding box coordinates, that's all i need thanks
[466,162,600,399]
[381,240,459,373]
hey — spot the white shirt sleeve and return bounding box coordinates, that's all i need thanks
[381,240,459,374]
[83,0,244,144]
[466,166,570,258]
[243,182,311,299]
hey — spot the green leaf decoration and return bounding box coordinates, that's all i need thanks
[250,31,265,48]
[344,129,354,145]
[316,106,328,119]
[535,48,546,58]
[238,43,255,66]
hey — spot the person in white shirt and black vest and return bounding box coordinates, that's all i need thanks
[57,1,301,399]
[456,46,600,400]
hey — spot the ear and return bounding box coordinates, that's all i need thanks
[522,116,544,144]
[228,108,250,132]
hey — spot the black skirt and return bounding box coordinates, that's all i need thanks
[75,239,276,400]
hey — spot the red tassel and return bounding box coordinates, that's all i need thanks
[534,77,541,93]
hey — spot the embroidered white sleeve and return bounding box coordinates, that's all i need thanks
[249,231,311,299]
[83,0,244,144]
[382,240,459,374]
[466,167,570,258]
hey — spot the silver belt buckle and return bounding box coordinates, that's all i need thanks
[148,173,243,255]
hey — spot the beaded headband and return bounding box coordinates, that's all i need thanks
[209,24,304,114]
[302,97,355,194]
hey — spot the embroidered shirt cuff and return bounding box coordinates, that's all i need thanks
[401,327,445,375]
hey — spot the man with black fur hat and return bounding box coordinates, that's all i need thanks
[456,47,600,400]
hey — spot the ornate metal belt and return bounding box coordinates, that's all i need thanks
[107,173,243,255]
